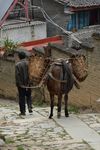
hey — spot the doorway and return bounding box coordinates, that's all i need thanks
[89,9,98,25]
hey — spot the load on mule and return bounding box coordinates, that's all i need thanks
[28,45,88,118]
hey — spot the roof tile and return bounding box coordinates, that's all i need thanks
[56,0,100,7]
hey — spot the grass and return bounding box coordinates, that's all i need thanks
[33,99,45,107]
[17,145,25,150]
[33,100,48,107]
[0,133,5,141]
[68,105,79,114]
[83,140,95,150]
[5,138,15,144]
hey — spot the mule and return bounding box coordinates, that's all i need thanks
[46,54,88,119]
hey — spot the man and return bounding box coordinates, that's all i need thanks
[15,51,33,115]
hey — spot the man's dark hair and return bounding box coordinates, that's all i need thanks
[18,51,26,59]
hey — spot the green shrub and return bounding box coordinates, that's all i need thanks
[2,38,18,56]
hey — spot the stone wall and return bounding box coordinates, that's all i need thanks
[73,25,100,40]
[71,25,100,49]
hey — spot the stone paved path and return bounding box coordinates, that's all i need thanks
[0,99,100,150]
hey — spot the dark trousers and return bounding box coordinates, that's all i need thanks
[17,87,32,113]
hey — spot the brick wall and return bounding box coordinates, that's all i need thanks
[0,38,100,111]
[0,58,47,102]
[0,59,16,99]
[50,39,100,112]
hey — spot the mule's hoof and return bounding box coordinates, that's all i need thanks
[57,115,61,119]
[57,112,61,118]
[65,114,69,117]
[49,116,52,119]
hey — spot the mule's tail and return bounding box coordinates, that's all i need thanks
[61,60,74,93]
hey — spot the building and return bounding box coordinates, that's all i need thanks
[0,0,47,43]
[31,0,100,34]
[57,0,100,31]
[0,0,29,27]
[0,20,46,43]
[32,0,70,36]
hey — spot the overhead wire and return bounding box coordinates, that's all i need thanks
[11,2,81,44]
[40,0,69,33]
[30,3,81,44]
[40,0,81,43]
[31,5,71,34]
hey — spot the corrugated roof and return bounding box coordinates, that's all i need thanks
[0,0,14,21]
[55,0,100,8]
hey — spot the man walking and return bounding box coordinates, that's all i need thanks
[15,51,33,115]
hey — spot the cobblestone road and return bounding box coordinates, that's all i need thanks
[0,99,100,150]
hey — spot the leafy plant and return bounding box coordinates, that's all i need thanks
[2,38,18,55]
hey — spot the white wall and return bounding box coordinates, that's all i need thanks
[1,26,32,43]
[0,21,47,44]
[34,23,47,40]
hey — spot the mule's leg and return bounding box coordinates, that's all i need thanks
[49,93,54,119]
[64,94,69,117]
[57,94,62,118]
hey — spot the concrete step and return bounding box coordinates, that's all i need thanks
[54,114,100,150]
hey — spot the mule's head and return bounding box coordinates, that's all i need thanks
[70,54,88,82]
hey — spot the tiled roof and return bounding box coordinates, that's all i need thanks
[55,0,100,7]
[2,20,46,30]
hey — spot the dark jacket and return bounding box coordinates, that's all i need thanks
[15,59,29,87]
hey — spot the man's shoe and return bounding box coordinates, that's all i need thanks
[19,112,26,116]
[29,109,33,113]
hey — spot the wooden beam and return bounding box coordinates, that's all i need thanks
[0,0,29,27]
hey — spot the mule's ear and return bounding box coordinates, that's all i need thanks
[71,54,76,58]
[82,54,86,61]
[70,54,76,62]
[75,54,79,57]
